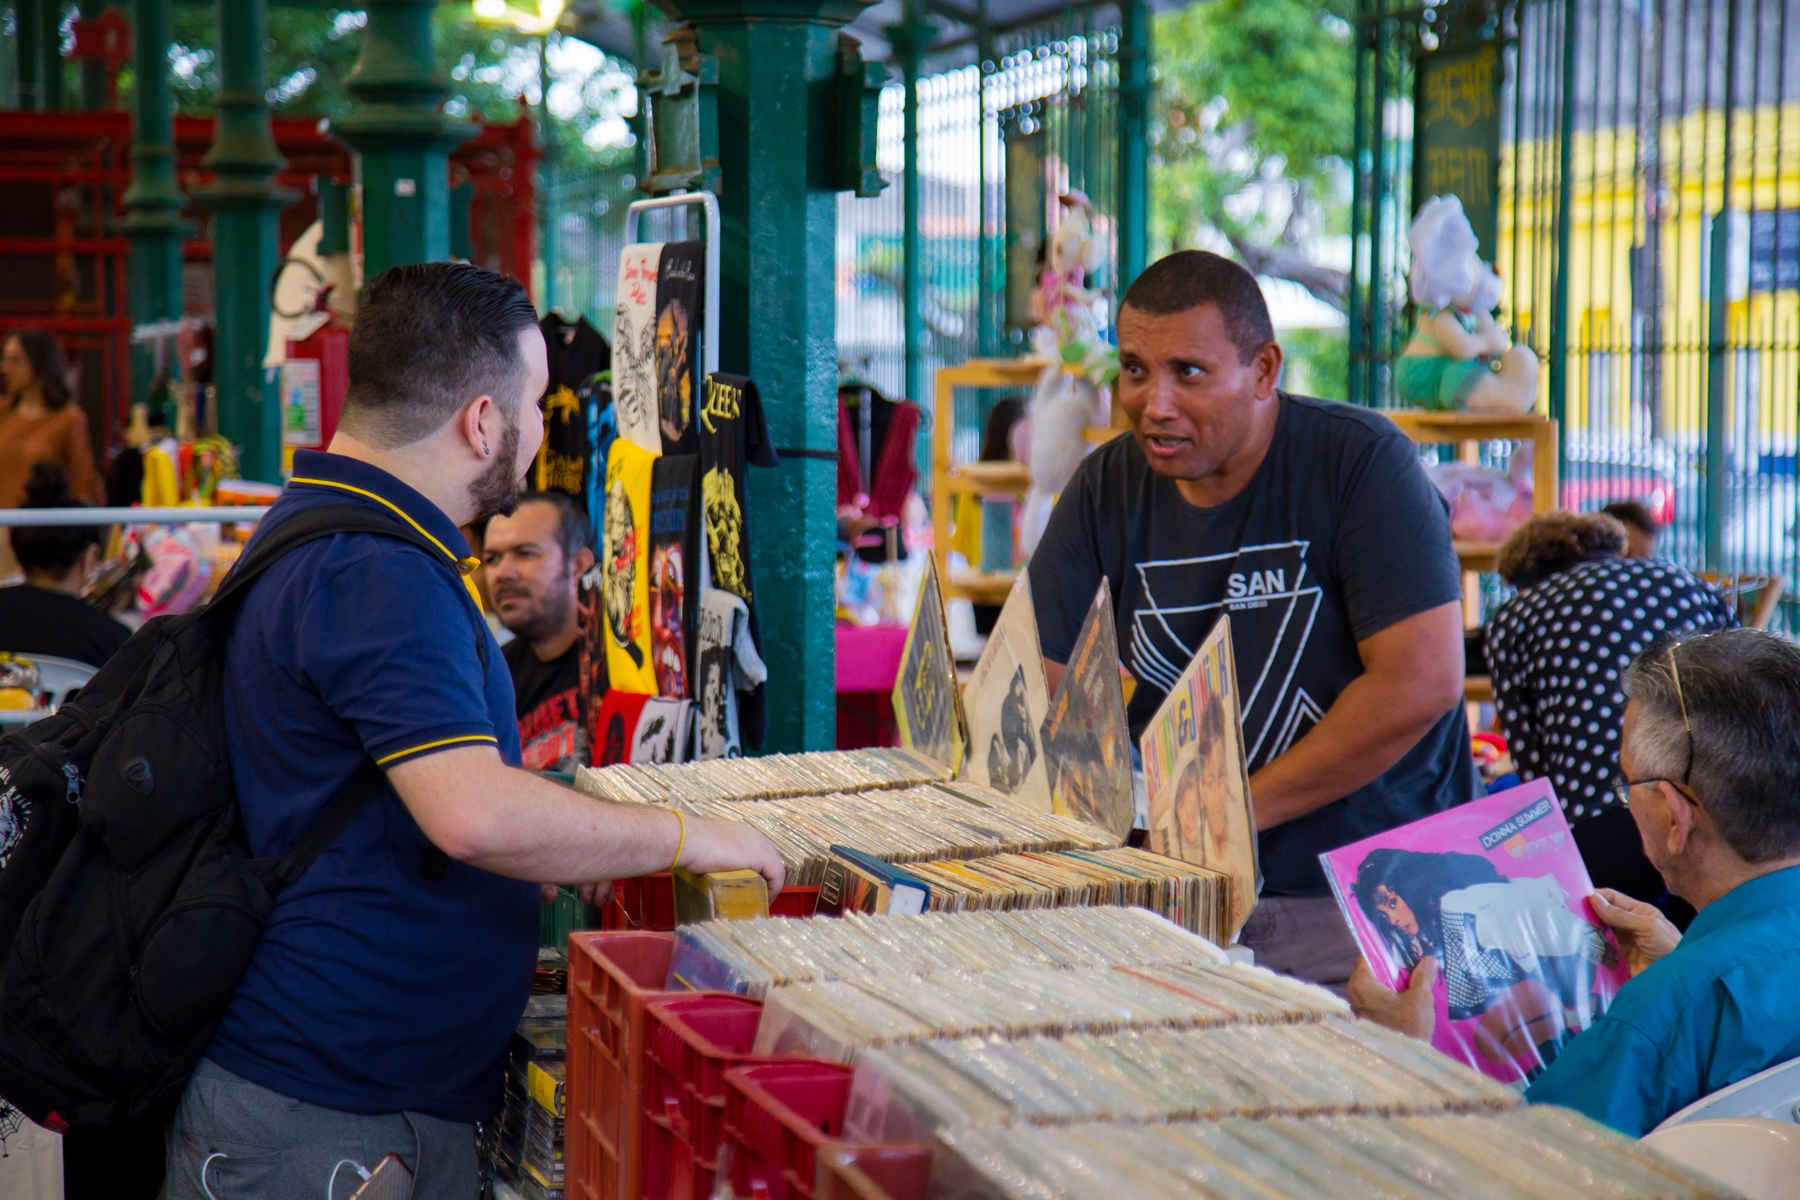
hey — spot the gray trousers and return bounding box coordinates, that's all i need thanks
[1238,893,1361,995]
[165,1059,479,1200]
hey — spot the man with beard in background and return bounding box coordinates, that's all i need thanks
[167,263,781,1199]
[484,491,597,773]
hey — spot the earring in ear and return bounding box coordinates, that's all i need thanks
[482,440,491,456]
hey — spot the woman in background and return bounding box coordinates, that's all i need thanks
[0,330,103,581]
[1484,512,1734,920]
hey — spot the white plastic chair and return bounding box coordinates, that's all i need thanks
[1654,1056,1800,1129]
[1641,1118,1800,1200]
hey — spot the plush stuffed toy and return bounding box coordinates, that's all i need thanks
[1030,192,1107,362]
[1397,196,1539,414]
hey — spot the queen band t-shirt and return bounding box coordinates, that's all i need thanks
[1028,392,1476,895]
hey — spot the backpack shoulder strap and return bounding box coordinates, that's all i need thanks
[210,503,489,672]
[264,761,390,891]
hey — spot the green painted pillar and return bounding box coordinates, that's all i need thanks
[663,0,877,752]
[334,0,475,277]
[76,0,108,109]
[538,33,559,312]
[16,0,51,109]
[194,0,291,483]
[121,0,187,407]
[889,2,929,405]
[1116,0,1149,293]
[1703,0,1741,570]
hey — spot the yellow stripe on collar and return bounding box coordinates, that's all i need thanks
[289,477,486,612]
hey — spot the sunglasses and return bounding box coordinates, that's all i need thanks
[1612,643,1700,809]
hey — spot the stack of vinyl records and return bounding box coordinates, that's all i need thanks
[903,847,1229,942]
[573,747,950,804]
[609,784,1118,887]
[494,997,566,1200]
[665,905,1228,996]
[752,961,1349,1062]
[930,1108,1736,1200]
[846,1020,1519,1142]
[532,946,567,996]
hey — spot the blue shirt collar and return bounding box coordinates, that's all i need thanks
[1683,862,1800,944]
[286,449,474,567]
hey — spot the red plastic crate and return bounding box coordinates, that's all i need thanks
[603,874,823,930]
[642,993,765,1174]
[724,1059,856,1200]
[816,1145,933,1200]
[565,930,676,1200]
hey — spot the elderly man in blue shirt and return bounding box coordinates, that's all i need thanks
[1349,627,1800,1136]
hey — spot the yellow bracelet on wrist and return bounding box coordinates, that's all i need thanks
[668,808,687,874]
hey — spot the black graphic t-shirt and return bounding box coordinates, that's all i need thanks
[1030,392,1473,895]
[503,637,584,773]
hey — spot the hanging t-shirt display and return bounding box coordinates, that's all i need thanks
[647,454,699,700]
[601,438,658,694]
[576,562,610,767]
[695,585,768,760]
[654,242,705,455]
[631,697,692,763]
[697,372,780,748]
[612,243,664,454]
[535,313,610,505]
[594,689,651,766]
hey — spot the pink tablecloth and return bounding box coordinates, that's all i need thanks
[835,623,908,693]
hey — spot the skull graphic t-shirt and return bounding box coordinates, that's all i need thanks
[601,438,657,695]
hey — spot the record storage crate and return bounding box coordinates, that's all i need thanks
[815,1145,933,1200]
[602,873,822,930]
[566,930,676,1200]
[723,1059,932,1200]
[640,993,768,1200]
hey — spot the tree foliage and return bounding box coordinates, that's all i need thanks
[1152,0,1354,308]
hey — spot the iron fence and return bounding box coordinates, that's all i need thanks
[1353,0,1800,627]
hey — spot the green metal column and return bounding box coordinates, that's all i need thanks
[1547,0,1576,448]
[667,0,876,752]
[1116,0,1148,294]
[976,1,996,357]
[334,0,475,277]
[16,0,51,109]
[194,0,290,483]
[121,0,187,407]
[1703,0,1741,570]
[76,0,107,109]
[889,1,929,405]
[538,33,560,312]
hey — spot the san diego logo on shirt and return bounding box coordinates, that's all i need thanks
[1129,540,1323,771]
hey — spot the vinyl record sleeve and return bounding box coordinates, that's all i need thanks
[961,573,1053,812]
[1038,580,1135,842]
[1139,613,1260,941]
[891,553,965,773]
[1320,778,1629,1085]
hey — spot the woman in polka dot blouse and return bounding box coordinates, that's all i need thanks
[1485,511,1736,916]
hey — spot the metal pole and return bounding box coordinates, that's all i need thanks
[334,0,475,278]
[0,507,275,527]
[1548,0,1577,438]
[539,32,560,314]
[1704,0,1741,570]
[16,0,47,109]
[195,0,291,484]
[1370,13,1388,406]
[976,0,994,357]
[122,0,189,410]
[893,0,928,404]
[1116,0,1148,295]
[1348,1,1370,406]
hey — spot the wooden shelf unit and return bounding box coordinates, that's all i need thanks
[1386,410,1559,621]
[929,357,1128,601]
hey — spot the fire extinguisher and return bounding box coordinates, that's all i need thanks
[278,282,349,461]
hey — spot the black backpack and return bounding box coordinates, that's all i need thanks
[0,503,483,1131]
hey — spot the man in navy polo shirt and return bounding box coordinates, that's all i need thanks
[166,264,781,1200]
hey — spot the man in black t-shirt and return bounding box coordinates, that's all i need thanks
[484,491,596,772]
[1030,251,1473,987]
